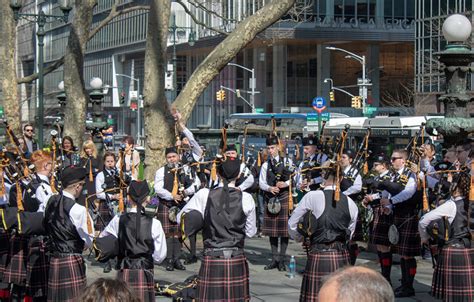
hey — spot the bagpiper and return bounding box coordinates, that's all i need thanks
[177,157,256,301]
[100,180,167,302]
[43,166,95,302]
[288,160,358,302]
[259,135,294,271]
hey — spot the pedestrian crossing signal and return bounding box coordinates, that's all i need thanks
[329,90,335,102]
[216,90,226,102]
[351,96,362,109]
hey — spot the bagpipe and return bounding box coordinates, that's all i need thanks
[331,124,350,201]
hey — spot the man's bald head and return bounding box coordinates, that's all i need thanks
[318,266,394,302]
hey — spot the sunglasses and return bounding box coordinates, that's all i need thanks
[391,157,402,161]
[25,129,34,132]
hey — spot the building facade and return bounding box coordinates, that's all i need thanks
[12,0,416,139]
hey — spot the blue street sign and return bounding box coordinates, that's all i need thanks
[312,97,327,112]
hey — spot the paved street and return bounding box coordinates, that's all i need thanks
[84,236,440,301]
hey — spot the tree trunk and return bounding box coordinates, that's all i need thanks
[0,1,21,134]
[63,0,97,148]
[172,0,296,122]
[143,0,174,180]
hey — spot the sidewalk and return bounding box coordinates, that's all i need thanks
[84,237,440,301]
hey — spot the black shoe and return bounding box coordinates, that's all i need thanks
[278,261,286,272]
[264,260,279,270]
[184,255,198,265]
[166,259,174,271]
[174,259,186,270]
[103,261,112,273]
[394,286,415,298]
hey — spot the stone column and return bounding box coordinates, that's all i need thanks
[317,44,331,106]
[272,43,287,113]
[368,44,380,107]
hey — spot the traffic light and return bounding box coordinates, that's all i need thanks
[216,89,226,102]
[120,91,126,104]
[351,96,362,109]
[329,90,335,102]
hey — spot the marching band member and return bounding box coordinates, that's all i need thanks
[296,136,327,192]
[289,160,358,302]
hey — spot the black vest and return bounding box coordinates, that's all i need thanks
[118,212,154,269]
[266,157,291,189]
[301,155,321,190]
[447,198,471,245]
[311,190,352,245]
[44,194,84,254]
[9,176,49,212]
[103,169,119,195]
[392,171,421,214]
[203,188,246,249]
[163,165,194,194]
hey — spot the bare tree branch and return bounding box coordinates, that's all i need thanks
[188,0,237,23]
[16,4,150,84]
[175,0,228,35]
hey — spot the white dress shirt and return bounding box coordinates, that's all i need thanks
[418,197,461,241]
[288,185,359,242]
[182,127,203,161]
[100,207,167,263]
[390,167,417,204]
[259,156,293,192]
[342,166,362,196]
[63,191,95,249]
[177,187,257,238]
[36,174,54,212]
[154,165,201,201]
[95,169,118,201]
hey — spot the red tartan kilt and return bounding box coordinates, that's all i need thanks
[26,236,49,298]
[369,206,393,246]
[94,200,114,232]
[0,231,10,281]
[197,254,250,302]
[47,255,86,302]
[155,202,179,237]
[300,249,350,302]
[4,234,29,286]
[392,212,421,257]
[431,246,474,302]
[118,269,155,302]
[262,191,289,238]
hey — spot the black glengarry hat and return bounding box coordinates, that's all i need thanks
[217,157,241,180]
[61,166,87,188]
[226,144,237,152]
[302,136,318,147]
[266,135,279,146]
[128,180,150,203]
[165,146,178,155]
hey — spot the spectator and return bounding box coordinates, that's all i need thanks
[318,266,394,302]
[80,278,140,302]
[22,123,38,153]
[116,135,140,180]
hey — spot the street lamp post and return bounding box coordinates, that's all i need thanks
[324,78,356,98]
[227,63,257,113]
[10,0,71,149]
[326,46,370,113]
[88,77,108,155]
[168,13,196,101]
[115,74,141,144]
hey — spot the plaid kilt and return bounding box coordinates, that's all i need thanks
[197,254,250,302]
[118,269,155,302]
[392,211,421,257]
[155,202,179,237]
[0,231,9,282]
[94,200,114,232]
[300,249,350,302]
[263,191,289,238]
[4,234,29,286]
[369,206,393,246]
[26,236,49,298]
[47,255,86,302]
[431,246,474,302]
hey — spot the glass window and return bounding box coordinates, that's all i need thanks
[345,0,356,18]
[334,0,344,17]
[384,0,394,19]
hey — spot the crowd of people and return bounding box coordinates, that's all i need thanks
[0,115,472,302]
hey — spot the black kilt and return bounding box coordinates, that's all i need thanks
[155,201,179,237]
[0,231,9,282]
[26,236,49,298]
[197,254,250,302]
[94,200,114,232]
[47,255,86,302]
[4,234,29,286]
[118,269,155,302]
[392,211,420,257]
[263,191,289,238]
[431,246,474,302]
[369,206,393,246]
[300,249,350,302]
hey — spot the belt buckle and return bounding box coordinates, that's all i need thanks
[223,250,232,259]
